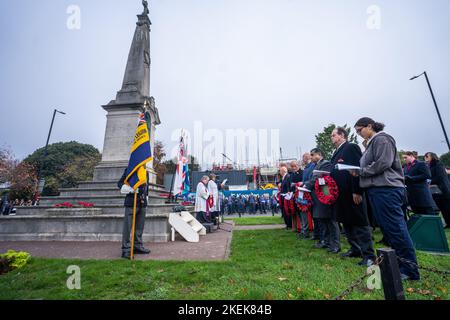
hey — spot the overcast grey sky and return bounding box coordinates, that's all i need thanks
[0,0,449,164]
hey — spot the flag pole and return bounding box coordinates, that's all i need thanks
[130,191,138,260]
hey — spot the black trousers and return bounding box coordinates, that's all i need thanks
[280,198,292,228]
[411,206,436,215]
[319,218,340,250]
[122,206,146,254]
[343,224,376,259]
[196,211,211,224]
[433,195,450,227]
[313,218,321,238]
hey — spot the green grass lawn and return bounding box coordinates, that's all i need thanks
[0,228,448,300]
[225,215,284,225]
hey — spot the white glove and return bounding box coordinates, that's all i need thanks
[120,185,135,194]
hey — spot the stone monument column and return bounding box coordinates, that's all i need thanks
[93,3,160,184]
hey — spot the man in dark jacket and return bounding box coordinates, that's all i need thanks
[403,152,436,215]
[289,160,304,236]
[118,168,151,259]
[279,164,292,229]
[330,127,375,266]
[305,148,340,253]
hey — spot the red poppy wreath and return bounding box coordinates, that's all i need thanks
[314,175,339,205]
[295,189,312,213]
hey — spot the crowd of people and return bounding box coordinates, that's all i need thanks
[221,194,279,216]
[194,117,450,282]
[277,117,450,281]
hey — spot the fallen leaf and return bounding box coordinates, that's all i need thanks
[288,293,294,299]
[324,294,331,299]
[278,277,287,281]
[241,288,248,294]
[265,292,273,300]
[296,287,302,293]
[282,262,294,270]
[418,289,431,295]
[157,269,165,273]
[437,286,448,294]
[406,288,414,293]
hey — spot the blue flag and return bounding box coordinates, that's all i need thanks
[124,113,153,190]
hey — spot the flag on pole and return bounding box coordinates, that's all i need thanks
[173,132,190,196]
[124,113,153,190]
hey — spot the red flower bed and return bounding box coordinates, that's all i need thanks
[314,175,339,205]
[54,202,74,208]
[78,202,95,208]
[54,202,95,208]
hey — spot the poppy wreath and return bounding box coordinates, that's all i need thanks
[283,197,295,216]
[314,175,339,205]
[295,189,312,213]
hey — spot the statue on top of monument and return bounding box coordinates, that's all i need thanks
[142,0,149,15]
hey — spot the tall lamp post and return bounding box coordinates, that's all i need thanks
[38,109,66,193]
[410,71,450,151]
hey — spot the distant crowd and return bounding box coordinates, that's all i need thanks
[221,194,280,216]
[0,197,40,216]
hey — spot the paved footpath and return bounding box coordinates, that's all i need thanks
[0,222,287,261]
[0,224,235,261]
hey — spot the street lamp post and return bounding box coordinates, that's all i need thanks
[410,71,450,151]
[38,109,66,193]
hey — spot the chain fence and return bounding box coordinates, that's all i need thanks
[334,255,384,300]
[334,253,450,300]
[396,256,450,277]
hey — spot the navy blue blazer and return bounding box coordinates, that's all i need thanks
[403,161,435,208]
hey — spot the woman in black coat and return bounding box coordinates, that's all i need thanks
[402,152,435,215]
[425,152,450,228]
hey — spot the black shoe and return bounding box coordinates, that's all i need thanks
[400,273,420,281]
[327,248,341,254]
[357,258,374,267]
[134,247,151,254]
[314,242,328,249]
[341,251,362,258]
[121,252,131,260]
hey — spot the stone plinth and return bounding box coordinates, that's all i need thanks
[0,212,171,242]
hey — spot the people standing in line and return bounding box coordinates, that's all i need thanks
[403,151,436,215]
[353,117,420,281]
[195,175,211,224]
[330,127,376,266]
[304,148,340,254]
[425,152,450,227]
